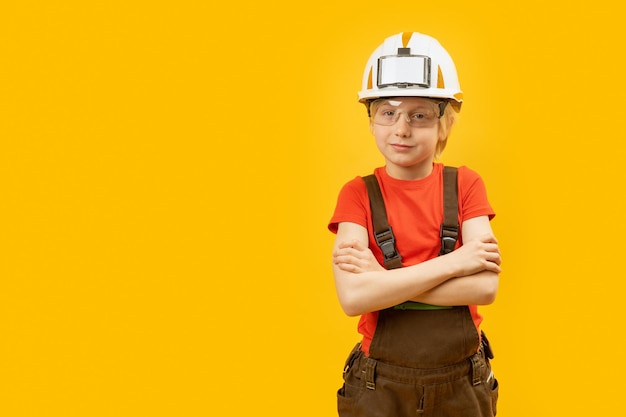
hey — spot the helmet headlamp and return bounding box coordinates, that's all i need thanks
[377,49,431,89]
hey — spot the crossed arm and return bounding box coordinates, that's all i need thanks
[331,216,501,316]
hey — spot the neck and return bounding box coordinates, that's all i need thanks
[385,162,435,180]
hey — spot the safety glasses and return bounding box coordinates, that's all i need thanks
[371,98,447,128]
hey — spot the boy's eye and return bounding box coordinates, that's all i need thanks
[381,110,395,117]
[410,113,427,120]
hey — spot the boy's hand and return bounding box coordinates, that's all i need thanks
[333,239,384,274]
[447,233,502,277]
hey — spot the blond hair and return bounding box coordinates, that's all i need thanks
[435,103,458,159]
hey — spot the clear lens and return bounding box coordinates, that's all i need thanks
[372,100,443,128]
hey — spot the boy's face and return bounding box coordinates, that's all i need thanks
[369,97,443,179]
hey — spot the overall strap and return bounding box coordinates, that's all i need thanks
[440,166,459,255]
[362,167,460,266]
[363,167,459,310]
[362,174,403,270]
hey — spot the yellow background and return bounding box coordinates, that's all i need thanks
[1,1,624,416]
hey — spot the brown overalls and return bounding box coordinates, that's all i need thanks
[336,168,499,417]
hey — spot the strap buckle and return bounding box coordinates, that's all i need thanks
[439,224,459,255]
[374,228,401,262]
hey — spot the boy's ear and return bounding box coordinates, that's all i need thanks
[446,116,455,131]
[439,115,455,141]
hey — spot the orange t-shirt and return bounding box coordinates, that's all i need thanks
[328,163,495,355]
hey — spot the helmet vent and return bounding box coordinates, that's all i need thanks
[437,65,445,89]
[401,32,413,47]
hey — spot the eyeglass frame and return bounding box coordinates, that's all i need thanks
[367,98,449,127]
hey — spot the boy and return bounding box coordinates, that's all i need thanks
[328,32,501,417]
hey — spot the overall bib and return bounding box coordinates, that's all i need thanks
[336,168,499,417]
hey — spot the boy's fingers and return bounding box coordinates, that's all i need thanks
[337,239,359,249]
[351,240,368,251]
[484,234,498,244]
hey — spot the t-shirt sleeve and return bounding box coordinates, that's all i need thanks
[328,177,369,234]
[458,166,496,222]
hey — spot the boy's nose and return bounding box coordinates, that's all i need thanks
[394,115,411,135]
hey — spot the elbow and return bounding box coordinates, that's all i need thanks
[478,274,499,305]
[334,274,369,317]
[342,306,362,318]
[338,294,365,317]
[480,288,497,305]
[336,286,371,316]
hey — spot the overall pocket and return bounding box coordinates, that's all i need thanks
[337,344,365,416]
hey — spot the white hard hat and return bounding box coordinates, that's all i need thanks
[358,32,463,111]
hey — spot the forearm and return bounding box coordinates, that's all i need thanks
[411,271,499,306]
[333,255,458,316]
[332,219,501,316]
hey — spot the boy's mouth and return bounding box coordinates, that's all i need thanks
[391,143,413,151]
